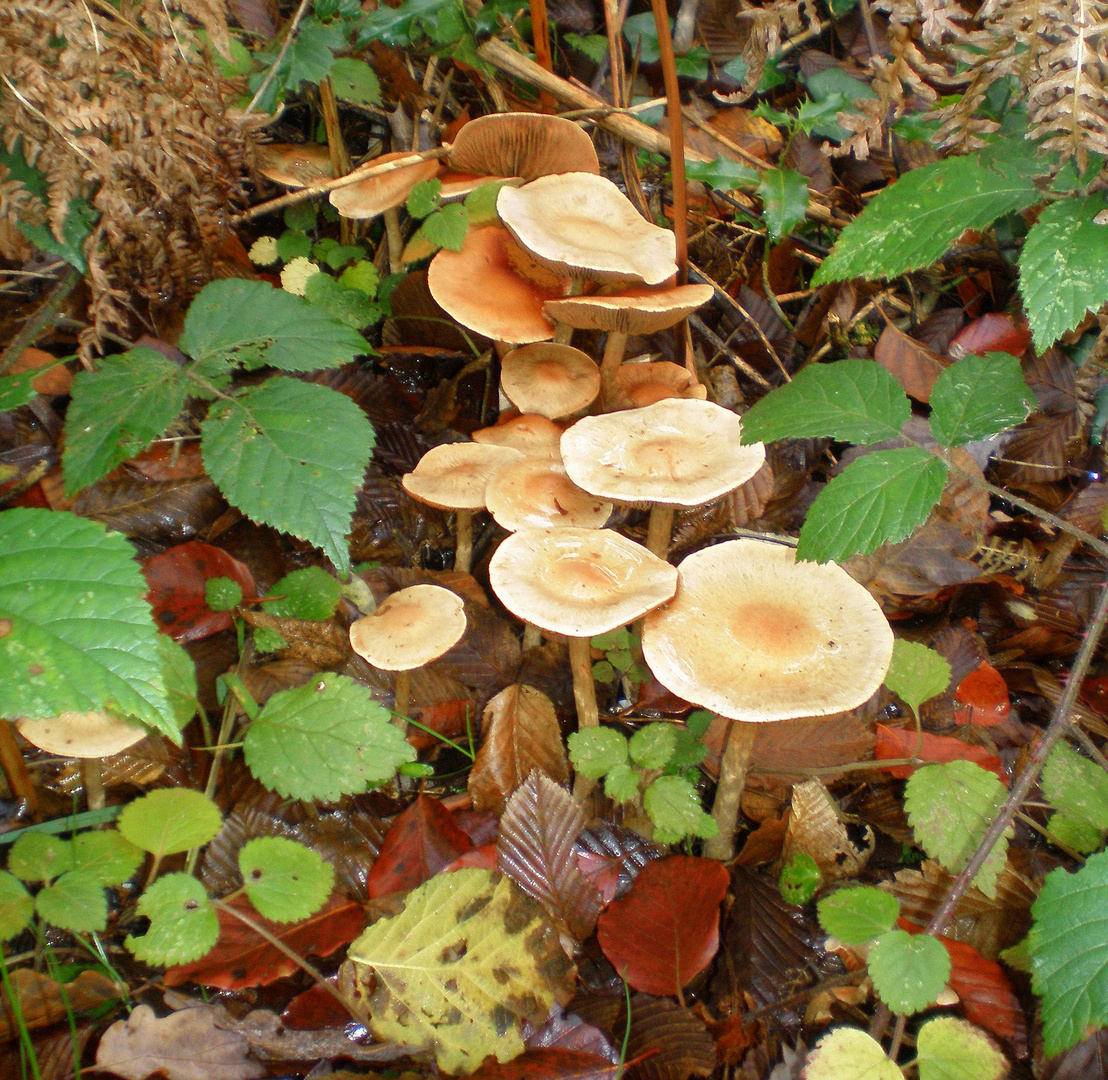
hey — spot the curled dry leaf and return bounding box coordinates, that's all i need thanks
[0,968,117,1040]
[781,779,874,882]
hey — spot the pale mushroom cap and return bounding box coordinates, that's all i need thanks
[641,539,894,722]
[329,152,441,218]
[486,459,613,531]
[497,174,678,286]
[543,283,714,334]
[402,442,525,510]
[560,398,766,507]
[616,361,709,407]
[472,415,565,458]
[427,225,568,342]
[17,711,147,758]
[349,584,467,671]
[447,113,600,180]
[489,527,678,637]
[500,343,601,419]
[258,142,334,187]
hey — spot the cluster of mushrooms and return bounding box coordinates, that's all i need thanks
[337,113,895,859]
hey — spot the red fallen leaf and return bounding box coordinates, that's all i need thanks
[576,850,623,906]
[444,842,499,872]
[9,346,73,396]
[366,794,474,898]
[281,978,350,1029]
[875,724,1008,784]
[597,855,730,997]
[1080,675,1108,716]
[142,540,256,642]
[408,699,472,750]
[953,663,1010,727]
[468,1049,619,1080]
[949,313,1031,359]
[164,894,364,990]
[129,441,207,482]
[898,919,1028,1059]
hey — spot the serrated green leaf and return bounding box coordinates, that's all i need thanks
[8,833,69,884]
[805,1027,901,1080]
[329,56,382,105]
[929,352,1034,448]
[668,714,710,773]
[70,831,144,888]
[1029,849,1108,1055]
[818,886,899,944]
[281,17,343,89]
[741,360,911,445]
[757,167,810,242]
[868,929,951,1014]
[117,789,222,858]
[604,762,641,803]
[778,854,822,906]
[414,203,469,252]
[315,241,367,271]
[125,872,218,966]
[0,508,176,737]
[407,178,443,219]
[266,566,341,621]
[35,870,107,934]
[0,872,33,941]
[239,837,334,922]
[285,200,318,233]
[357,0,464,47]
[303,273,381,329]
[63,347,189,496]
[685,156,760,192]
[796,447,947,563]
[643,775,717,843]
[567,727,628,779]
[339,259,379,294]
[201,377,374,576]
[206,577,243,612]
[916,1016,1008,1080]
[814,147,1046,284]
[564,32,608,63]
[629,723,677,769]
[904,761,1009,897]
[592,659,616,683]
[1045,810,1104,854]
[178,279,367,373]
[1041,740,1108,833]
[0,369,44,412]
[158,634,200,733]
[1020,193,1108,351]
[276,229,313,262]
[243,673,414,800]
[884,640,951,715]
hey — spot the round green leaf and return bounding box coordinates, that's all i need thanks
[603,763,641,804]
[868,929,950,1014]
[265,566,341,621]
[567,727,627,779]
[778,854,822,906]
[884,640,951,716]
[0,872,33,941]
[916,1016,1008,1080]
[35,870,107,934]
[71,830,144,887]
[125,872,218,966]
[629,723,677,769]
[8,832,69,884]
[117,789,222,858]
[805,1026,901,1080]
[818,885,899,944]
[239,837,334,923]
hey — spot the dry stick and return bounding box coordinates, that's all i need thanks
[687,312,773,390]
[0,266,82,376]
[651,0,688,283]
[318,76,355,248]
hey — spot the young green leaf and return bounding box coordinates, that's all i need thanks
[339,259,379,295]
[904,761,1009,898]
[642,775,717,844]
[414,203,469,252]
[740,360,911,446]
[0,873,33,941]
[276,230,313,262]
[407,178,443,219]
[567,727,628,779]
[757,167,809,242]
[817,885,899,945]
[35,870,107,934]
[265,566,341,621]
[928,352,1034,448]
[0,368,45,412]
[125,872,219,966]
[915,1016,1008,1080]
[564,32,608,63]
[1041,741,1108,835]
[1045,811,1104,855]
[463,179,516,227]
[884,640,951,716]
[1020,193,1108,351]
[70,831,144,888]
[684,157,761,192]
[205,577,243,613]
[239,837,334,922]
[8,833,69,884]
[796,448,947,563]
[117,789,223,858]
[604,763,642,803]
[867,929,951,1014]
[200,377,375,576]
[778,854,822,906]
[302,273,381,329]
[629,723,677,769]
[804,1027,902,1080]
[243,673,415,801]
[329,56,382,105]
[0,508,176,738]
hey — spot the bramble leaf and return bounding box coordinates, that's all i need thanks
[264,566,341,621]
[929,352,1034,448]
[643,775,717,844]
[1041,740,1108,848]
[817,885,899,945]
[0,873,33,941]
[629,723,677,769]
[868,929,951,1014]
[884,640,951,716]
[567,727,628,779]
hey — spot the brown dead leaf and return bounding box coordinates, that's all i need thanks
[874,322,948,403]
[781,779,874,882]
[0,968,118,1040]
[9,347,73,396]
[626,995,716,1080]
[0,1025,93,1080]
[95,1004,265,1080]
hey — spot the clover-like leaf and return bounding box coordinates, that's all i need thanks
[125,872,219,967]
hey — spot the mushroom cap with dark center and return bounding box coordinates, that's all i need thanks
[258,143,334,187]
[497,173,678,286]
[489,527,678,637]
[472,415,565,458]
[349,584,467,671]
[17,711,147,758]
[641,538,894,721]
[447,113,599,180]
[486,459,613,531]
[559,398,766,507]
[402,443,525,511]
[329,151,441,219]
[500,343,601,419]
[543,283,714,334]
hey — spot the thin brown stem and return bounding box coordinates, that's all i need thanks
[0,720,39,819]
[650,0,687,281]
[645,504,675,560]
[454,509,475,574]
[568,635,599,730]
[704,720,757,860]
[393,669,412,729]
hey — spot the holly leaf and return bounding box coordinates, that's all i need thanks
[757,167,809,242]
[884,640,951,716]
[868,929,951,1014]
[929,352,1035,448]
[685,156,760,192]
[817,885,899,945]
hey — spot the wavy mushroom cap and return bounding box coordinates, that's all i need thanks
[258,142,334,187]
[543,283,714,334]
[500,343,601,419]
[17,711,147,758]
[615,361,709,407]
[486,459,613,531]
[349,584,467,671]
[447,113,599,180]
[472,414,565,459]
[642,539,894,721]
[329,151,441,218]
[402,442,525,511]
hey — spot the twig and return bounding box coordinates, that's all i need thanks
[0,267,82,376]
[244,0,312,115]
[651,0,687,281]
[688,313,772,390]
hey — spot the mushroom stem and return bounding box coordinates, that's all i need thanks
[82,759,106,811]
[383,207,404,274]
[552,278,587,344]
[599,331,630,409]
[392,669,412,731]
[645,504,676,560]
[0,720,38,819]
[523,624,542,650]
[704,721,757,860]
[454,509,475,574]
[567,635,599,729]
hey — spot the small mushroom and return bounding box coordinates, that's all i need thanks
[499,343,601,419]
[257,142,334,188]
[447,112,600,181]
[615,361,709,408]
[349,584,467,728]
[641,538,894,859]
[472,414,565,459]
[486,458,613,531]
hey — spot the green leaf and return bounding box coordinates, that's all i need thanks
[0,137,47,197]
[276,229,313,262]
[338,259,379,294]
[884,640,951,715]
[281,17,344,89]
[329,56,382,105]
[904,761,1009,898]
[643,775,717,844]
[315,240,367,271]
[1020,193,1108,351]
[741,360,911,445]
[414,204,469,252]
[622,12,662,63]
[158,634,200,733]
[629,723,677,769]
[35,870,107,934]
[463,180,515,227]
[63,348,189,495]
[0,873,33,941]
[796,447,947,563]
[757,167,810,242]
[813,146,1047,284]
[868,929,951,1014]
[357,0,465,47]
[1041,740,1108,834]
[1045,810,1104,854]
[817,886,899,945]
[178,279,367,373]
[778,853,822,906]
[604,763,641,803]
[205,577,243,612]
[243,673,415,801]
[567,727,628,779]
[668,712,710,772]
[929,352,1034,448]
[915,1016,1009,1080]
[8,833,69,884]
[0,369,44,412]
[18,198,97,274]
[266,566,341,621]
[285,200,318,233]
[0,508,176,737]
[302,273,381,329]
[407,178,443,219]
[239,837,334,922]
[1029,849,1108,1055]
[200,377,374,576]
[70,831,144,888]
[117,789,222,858]
[592,659,616,683]
[804,1027,902,1080]
[564,32,608,63]
[125,872,218,966]
[684,156,760,192]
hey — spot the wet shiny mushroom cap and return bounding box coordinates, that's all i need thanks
[486,458,613,531]
[447,112,599,180]
[258,142,334,187]
[472,414,565,459]
[402,442,525,511]
[349,584,466,671]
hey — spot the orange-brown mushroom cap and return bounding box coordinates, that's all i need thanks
[486,459,613,531]
[472,414,565,459]
[616,361,709,407]
[500,343,601,419]
[349,584,467,671]
[329,151,441,218]
[447,112,600,180]
[401,442,525,511]
[258,143,334,188]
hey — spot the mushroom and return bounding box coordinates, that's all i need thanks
[615,361,709,408]
[401,442,525,573]
[257,142,334,188]
[641,538,894,859]
[485,458,613,531]
[349,584,467,728]
[472,414,565,459]
[488,527,677,732]
[499,343,601,419]
[447,112,600,181]
[559,398,766,558]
